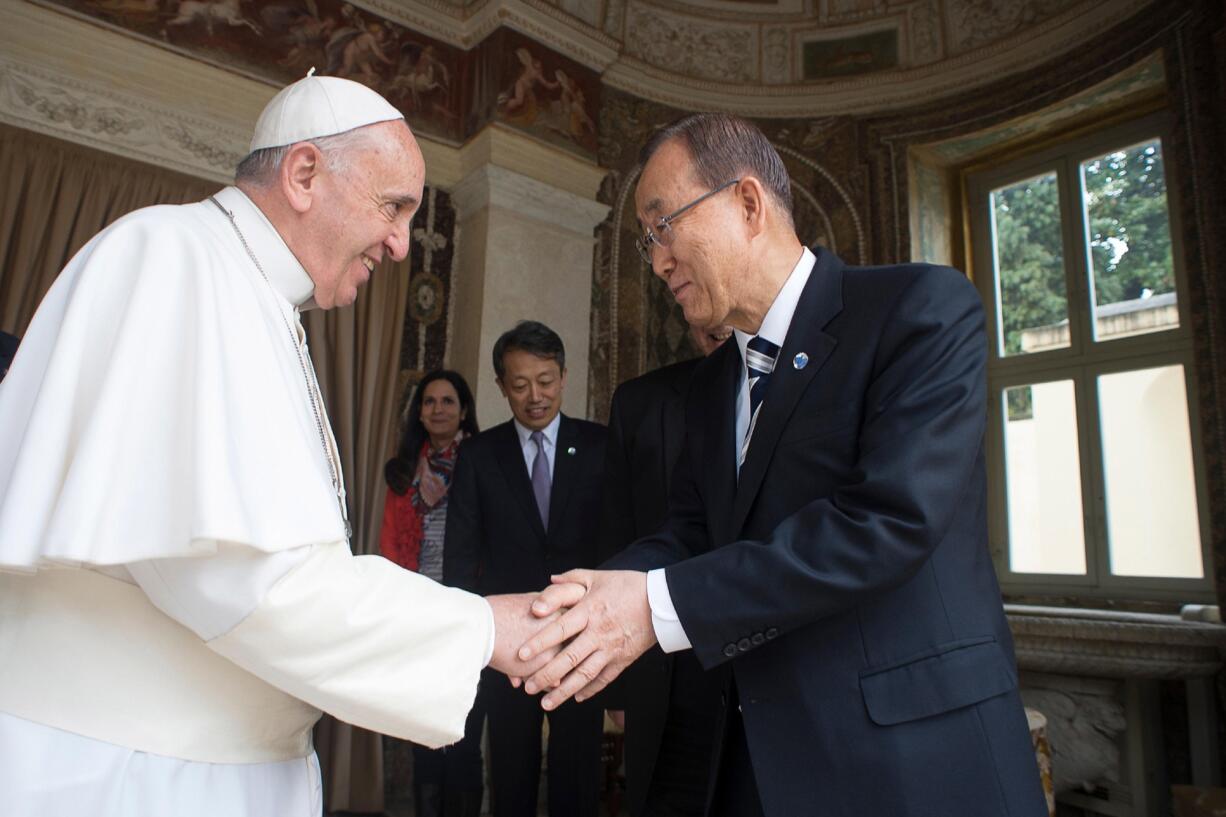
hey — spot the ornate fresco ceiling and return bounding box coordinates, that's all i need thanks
[22,0,1155,119]
[349,0,1154,114]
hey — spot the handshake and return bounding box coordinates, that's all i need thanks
[486,569,657,711]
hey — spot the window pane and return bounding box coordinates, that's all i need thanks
[1003,381,1086,574]
[1082,140,1179,341]
[1099,366,1202,578]
[990,173,1069,357]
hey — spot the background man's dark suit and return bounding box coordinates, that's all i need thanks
[445,414,608,817]
[599,358,721,817]
[607,247,1047,817]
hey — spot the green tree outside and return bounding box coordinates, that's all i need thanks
[991,139,1175,420]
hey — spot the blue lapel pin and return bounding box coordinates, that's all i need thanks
[793,352,809,370]
[567,446,577,455]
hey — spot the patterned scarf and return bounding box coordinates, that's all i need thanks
[411,432,463,514]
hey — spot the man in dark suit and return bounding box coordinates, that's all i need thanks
[599,323,729,817]
[518,114,1047,817]
[444,320,608,817]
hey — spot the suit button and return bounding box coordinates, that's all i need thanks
[765,628,778,640]
[737,638,751,652]
[751,632,765,646]
[723,644,737,657]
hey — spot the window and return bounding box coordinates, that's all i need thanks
[966,113,1212,601]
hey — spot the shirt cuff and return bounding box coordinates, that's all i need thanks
[646,568,692,653]
[482,599,496,667]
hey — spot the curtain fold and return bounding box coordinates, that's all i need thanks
[0,124,409,813]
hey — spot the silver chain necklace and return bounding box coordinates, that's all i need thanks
[209,196,351,540]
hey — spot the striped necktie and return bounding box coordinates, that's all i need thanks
[740,335,781,468]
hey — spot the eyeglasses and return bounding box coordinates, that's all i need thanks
[635,179,739,265]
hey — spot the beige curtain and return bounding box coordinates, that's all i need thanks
[0,123,410,813]
[0,124,214,336]
[307,260,411,814]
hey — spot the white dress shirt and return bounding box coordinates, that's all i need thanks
[647,247,817,653]
[514,412,561,480]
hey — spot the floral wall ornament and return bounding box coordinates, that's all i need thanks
[408,273,445,326]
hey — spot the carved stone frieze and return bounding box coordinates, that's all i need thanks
[1019,673,1128,795]
[944,0,1068,55]
[159,122,245,172]
[603,0,628,38]
[763,27,792,84]
[3,69,144,138]
[1006,605,1226,679]
[909,0,943,64]
[0,57,246,183]
[624,4,759,83]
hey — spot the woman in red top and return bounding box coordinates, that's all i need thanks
[381,369,482,817]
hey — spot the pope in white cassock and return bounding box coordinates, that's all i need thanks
[0,73,561,816]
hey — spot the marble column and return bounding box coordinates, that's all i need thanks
[450,145,610,428]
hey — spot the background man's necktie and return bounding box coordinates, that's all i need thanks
[740,335,781,468]
[530,430,551,527]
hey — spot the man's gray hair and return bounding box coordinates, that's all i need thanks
[639,112,794,226]
[234,126,383,187]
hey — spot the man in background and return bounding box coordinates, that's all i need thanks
[445,320,608,817]
[599,322,729,817]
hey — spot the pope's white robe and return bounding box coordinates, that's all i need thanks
[0,187,494,817]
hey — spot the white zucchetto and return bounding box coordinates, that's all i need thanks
[249,69,404,152]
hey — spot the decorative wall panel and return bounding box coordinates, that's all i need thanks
[393,185,460,421]
[624,3,759,83]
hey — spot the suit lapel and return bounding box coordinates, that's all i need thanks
[494,422,547,541]
[547,415,579,541]
[730,249,845,537]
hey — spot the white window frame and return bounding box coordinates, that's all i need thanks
[965,112,1214,603]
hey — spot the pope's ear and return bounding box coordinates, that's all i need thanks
[279,142,324,214]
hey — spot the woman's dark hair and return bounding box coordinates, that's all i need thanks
[384,369,479,495]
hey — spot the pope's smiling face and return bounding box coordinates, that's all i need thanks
[301,120,424,309]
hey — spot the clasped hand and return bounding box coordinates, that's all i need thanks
[506,569,656,711]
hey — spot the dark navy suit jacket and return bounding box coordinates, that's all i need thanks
[606,248,1047,817]
[599,357,719,817]
[444,414,607,596]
